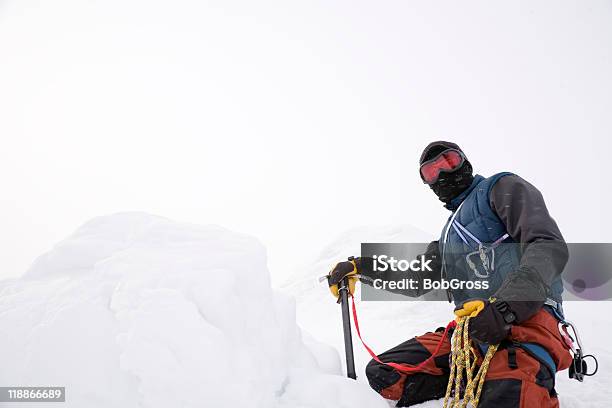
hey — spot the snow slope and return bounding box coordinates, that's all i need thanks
[0,215,607,407]
[287,227,611,407]
[0,213,387,408]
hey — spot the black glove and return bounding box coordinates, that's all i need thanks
[493,266,548,323]
[463,299,516,344]
[327,259,359,299]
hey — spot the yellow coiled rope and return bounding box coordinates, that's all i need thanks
[443,316,499,408]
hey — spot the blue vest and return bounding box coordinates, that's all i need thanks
[439,173,564,305]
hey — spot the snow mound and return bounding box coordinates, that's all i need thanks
[0,213,387,408]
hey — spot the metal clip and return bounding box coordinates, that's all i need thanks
[560,319,599,381]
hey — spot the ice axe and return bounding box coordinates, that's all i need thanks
[339,256,357,379]
[319,257,357,379]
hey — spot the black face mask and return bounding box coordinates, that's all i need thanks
[430,161,474,205]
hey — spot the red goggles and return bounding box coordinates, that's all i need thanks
[420,149,465,184]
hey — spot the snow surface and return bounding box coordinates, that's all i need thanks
[0,214,608,407]
[0,213,387,408]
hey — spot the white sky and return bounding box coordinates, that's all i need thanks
[1,0,611,283]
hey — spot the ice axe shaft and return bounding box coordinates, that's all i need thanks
[339,276,357,379]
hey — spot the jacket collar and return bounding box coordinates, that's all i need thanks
[445,174,484,211]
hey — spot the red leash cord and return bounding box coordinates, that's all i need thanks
[350,296,456,375]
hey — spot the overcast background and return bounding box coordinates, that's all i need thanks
[1,0,611,283]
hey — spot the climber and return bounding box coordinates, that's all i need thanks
[327,141,573,407]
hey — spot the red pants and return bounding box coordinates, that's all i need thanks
[365,308,572,407]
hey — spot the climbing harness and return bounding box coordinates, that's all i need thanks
[443,316,498,408]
